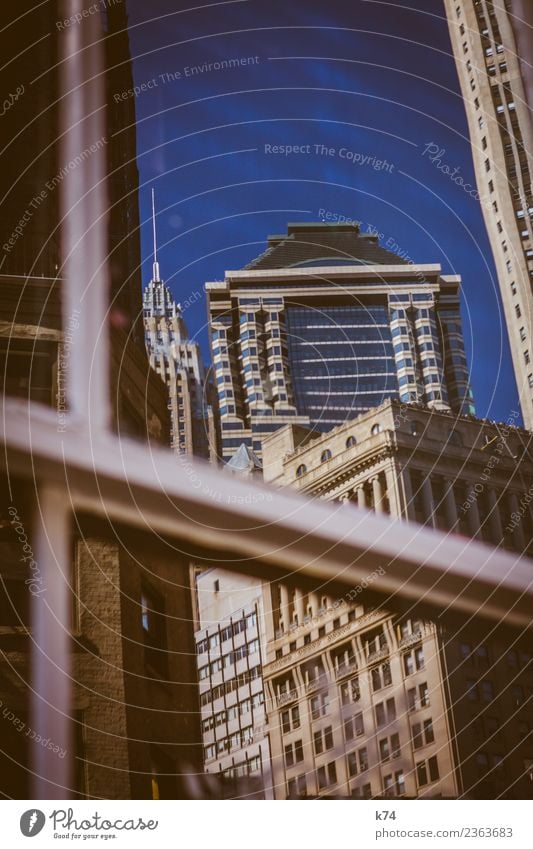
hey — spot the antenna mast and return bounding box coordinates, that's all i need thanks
[152,188,160,282]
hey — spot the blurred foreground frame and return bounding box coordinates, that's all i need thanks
[0,0,532,802]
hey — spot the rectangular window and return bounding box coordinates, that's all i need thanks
[317,761,337,789]
[310,693,329,718]
[481,680,494,702]
[344,712,364,740]
[428,755,439,782]
[371,663,392,692]
[284,744,294,767]
[340,676,360,704]
[417,761,428,787]
[141,584,168,676]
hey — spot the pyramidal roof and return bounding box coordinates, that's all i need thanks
[245,222,409,270]
[224,443,263,473]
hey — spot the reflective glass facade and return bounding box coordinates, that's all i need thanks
[286,304,397,430]
[206,223,475,463]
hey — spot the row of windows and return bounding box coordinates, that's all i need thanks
[204,725,254,760]
[294,427,381,477]
[197,612,257,653]
[286,751,439,795]
[200,665,261,707]
[467,679,532,706]
[223,755,262,778]
[198,639,260,679]
[201,692,264,734]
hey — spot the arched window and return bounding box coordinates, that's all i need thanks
[320,449,332,463]
[346,435,357,449]
[371,423,382,436]
[296,464,307,478]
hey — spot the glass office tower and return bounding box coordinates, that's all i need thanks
[206,223,474,463]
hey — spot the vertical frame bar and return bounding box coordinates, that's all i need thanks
[30,484,72,798]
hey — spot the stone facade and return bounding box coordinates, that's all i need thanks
[444,0,533,428]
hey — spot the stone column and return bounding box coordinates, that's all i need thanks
[372,475,385,514]
[422,477,436,527]
[466,484,481,538]
[356,484,367,509]
[486,488,503,544]
[443,479,459,531]
[383,467,396,516]
[400,465,416,521]
[279,583,290,630]
[508,492,526,550]
[294,587,305,625]
[308,592,319,618]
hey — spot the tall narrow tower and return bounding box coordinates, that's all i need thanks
[443,0,533,429]
[143,192,215,457]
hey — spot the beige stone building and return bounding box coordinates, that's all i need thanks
[262,398,533,556]
[256,400,533,798]
[444,0,533,428]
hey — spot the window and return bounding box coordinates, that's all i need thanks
[310,693,329,719]
[281,705,300,733]
[481,680,495,702]
[371,423,382,435]
[346,435,357,449]
[371,663,392,692]
[347,751,358,777]
[403,647,424,676]
[384,770,405,797]
[518,720,530,738]
[348,747,368,777]
[412,718,434,748]
[296,464,307,478]
[525,351,531,365]
[512,684,525,705]
[317,761,337,789]
[340,676,361,705]
[417,755,439,786]
[287,774,307,798]
[344,712,364,740]
[408,682,430,711]
[141,584,168,676]
[285,739,304,767]
[320,449,332,463]
[379,733,400,762]
[375,697,396,726]
[314,726,334,754]
[520,327,527,342]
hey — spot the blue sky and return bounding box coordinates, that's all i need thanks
[125,0,520,424]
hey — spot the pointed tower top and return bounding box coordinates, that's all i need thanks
[152,188,160,282]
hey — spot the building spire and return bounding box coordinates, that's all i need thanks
[152,188,160,282]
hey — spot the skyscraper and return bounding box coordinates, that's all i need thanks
[444,0,533,429]
[193,568,272,798]
[206,222,474,463]
[143,192,215,457]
